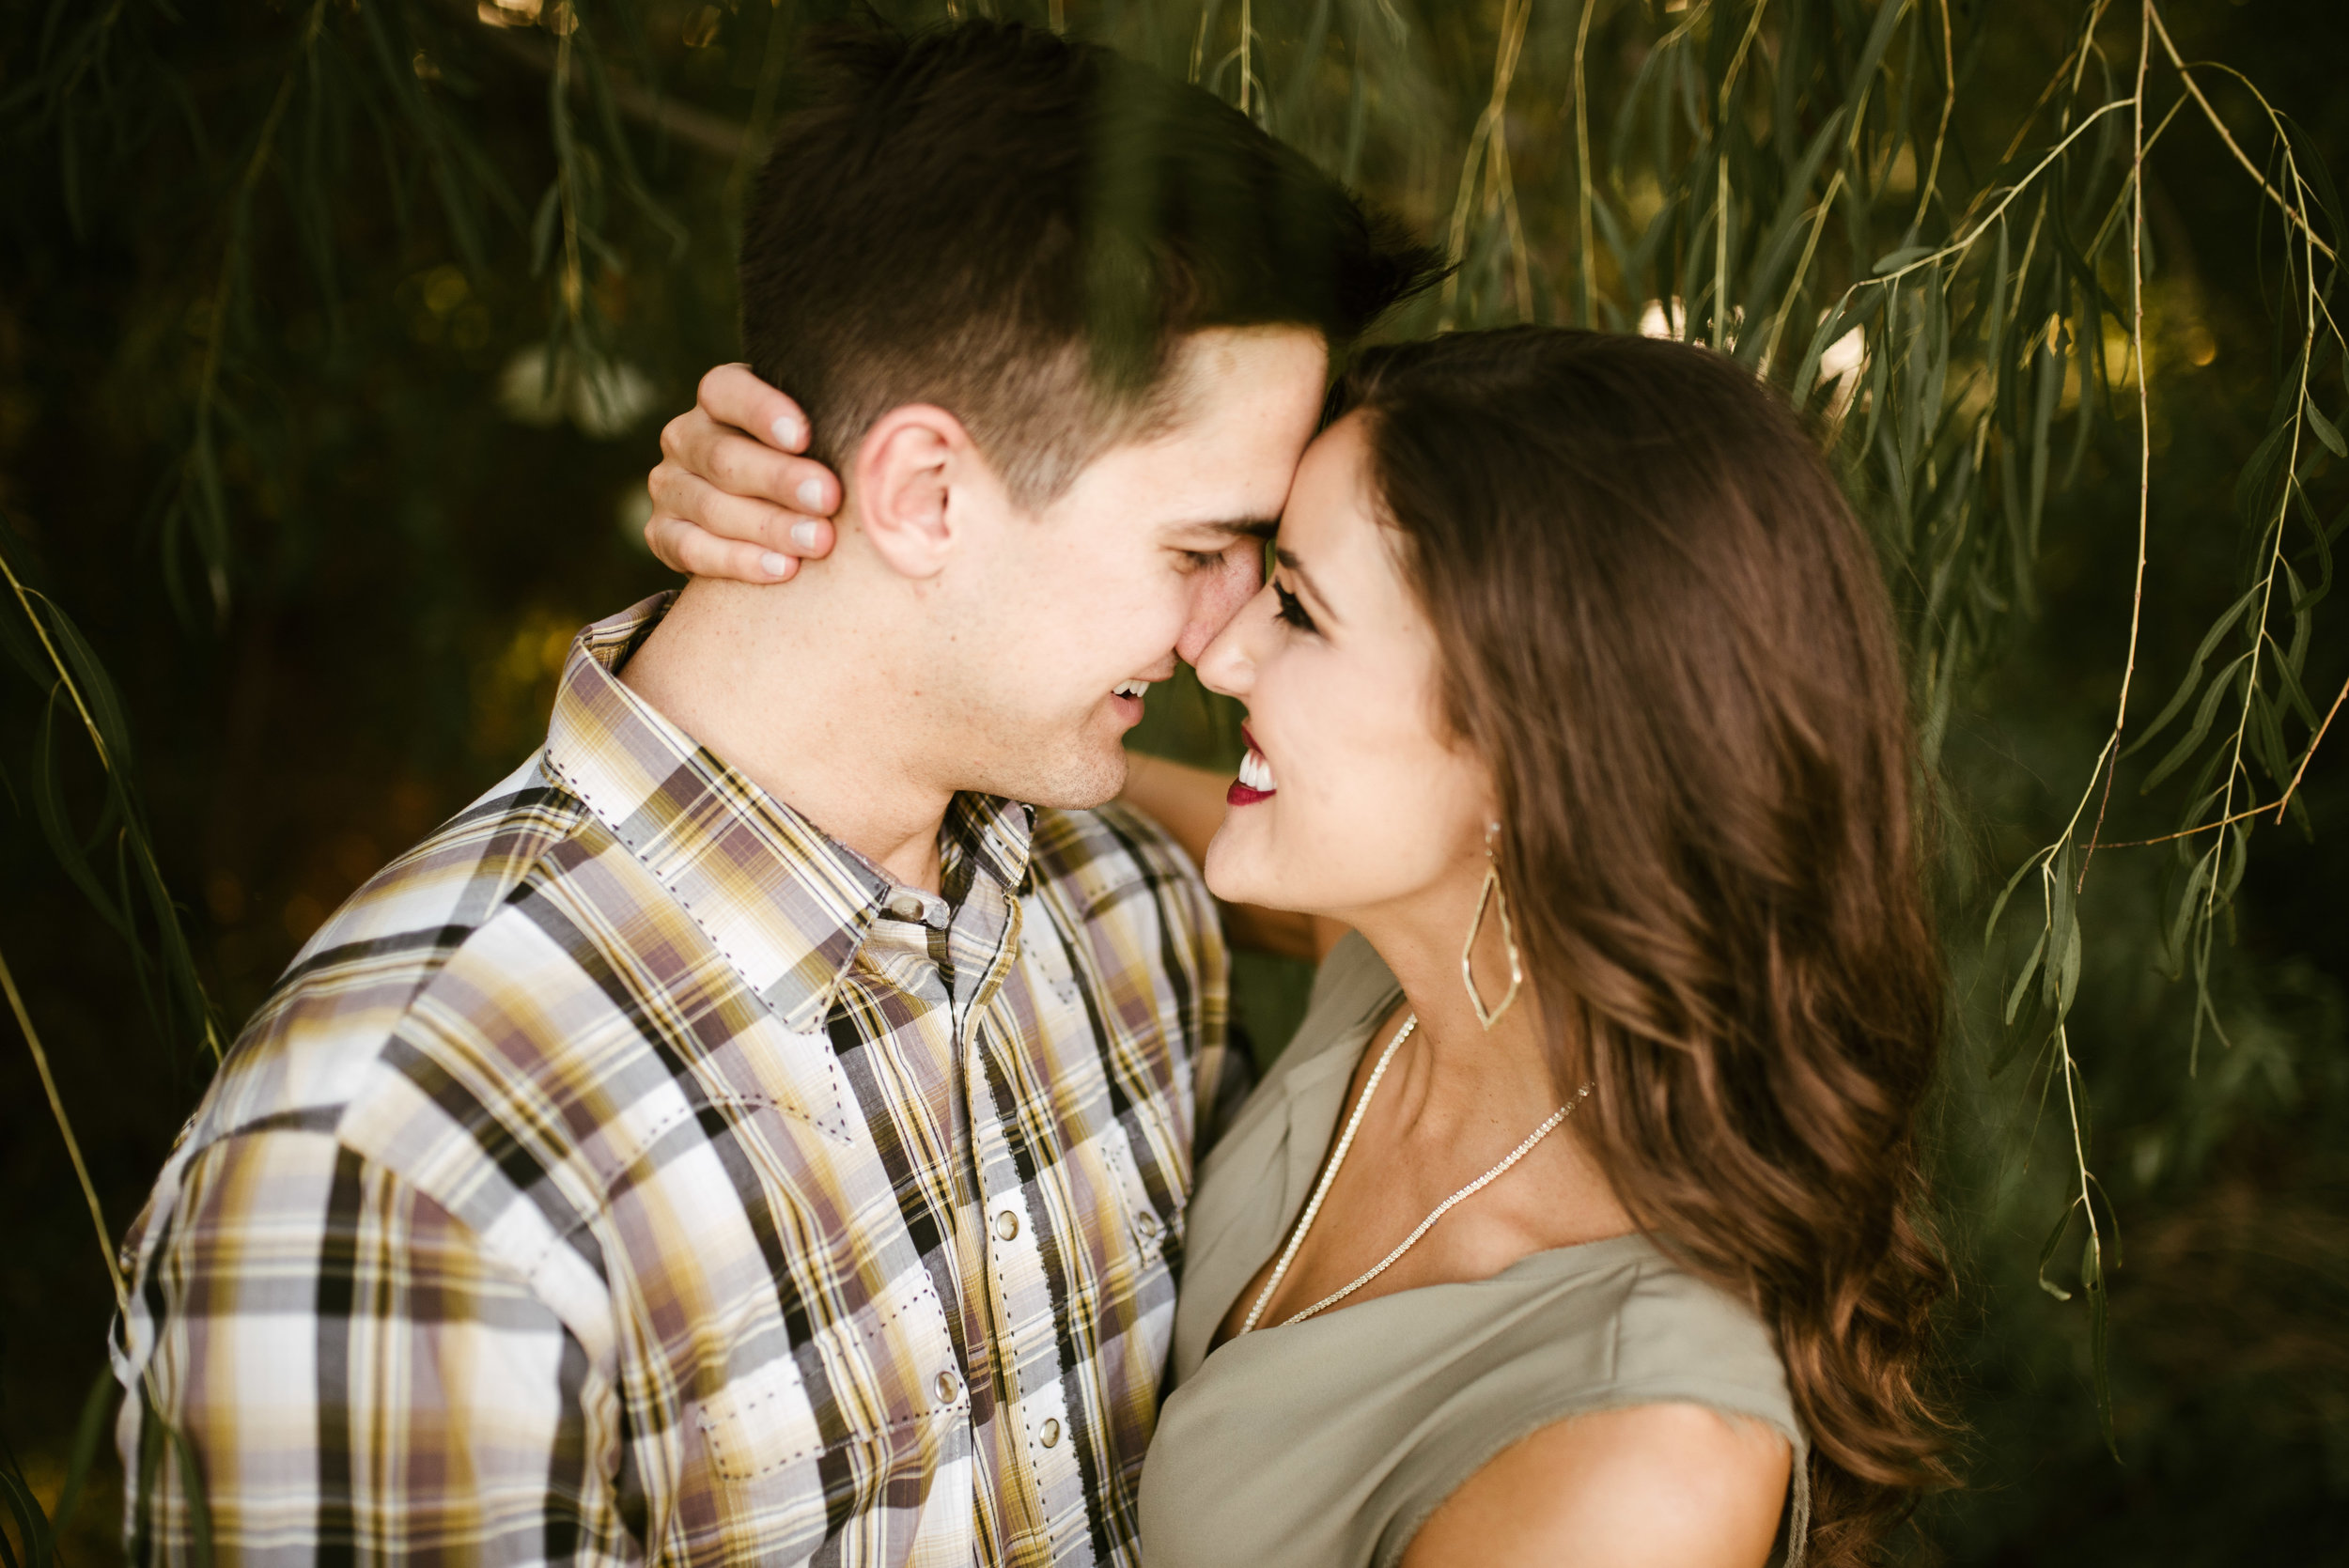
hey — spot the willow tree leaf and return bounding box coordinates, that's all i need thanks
[0,1468,54,1568]
[2307,400,2347,458]
[1735,107,1849,347]
[2140,653,2252,794]
[2055,917,2083,1016]
[170,1425,215,1568]
[1983,851,2043,942]
[2006,924,2049,1024]
[48,1364,119,1556]
[2269,618,2319,728]
[1850,0,1915,107]
[2086,1230,2117,1458]
[2035,1199,2078,1301]
[1792,302,1845,404]
[2164,851,2215,976]
[2123,587,2262,758]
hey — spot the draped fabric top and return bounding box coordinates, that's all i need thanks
[1138,932,1808,1568]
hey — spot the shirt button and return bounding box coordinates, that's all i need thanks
[993,1209,1020,1241]
[935,1369,962,1405]
[887,892,926,921]
[1039,1417,1062,1449]
[1134,1210,1162,1243]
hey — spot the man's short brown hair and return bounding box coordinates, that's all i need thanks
[738,21,1441,506]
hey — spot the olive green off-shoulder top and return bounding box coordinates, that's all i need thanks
[1138,933,1809,1568]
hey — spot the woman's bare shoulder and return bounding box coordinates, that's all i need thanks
[1400,1402,1794,1568]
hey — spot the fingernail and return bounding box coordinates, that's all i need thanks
[759,551,792,578]
[771,414,805,448]
[796,478,825,510]
[791,520,822,552]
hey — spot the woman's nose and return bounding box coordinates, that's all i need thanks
[1194,581,1271,698]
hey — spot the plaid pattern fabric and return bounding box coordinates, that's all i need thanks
[112,594,1229,1568]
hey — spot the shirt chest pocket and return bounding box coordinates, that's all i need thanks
[683,1269,969,1565]
[1068,1108,1186,1267]
[694,1267,963,1487]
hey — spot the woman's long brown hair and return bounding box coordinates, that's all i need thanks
[1338,327,1952,1562]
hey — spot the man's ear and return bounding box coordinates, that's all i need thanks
[850,404,993,582]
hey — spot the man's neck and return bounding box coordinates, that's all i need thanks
[618,577,953,892]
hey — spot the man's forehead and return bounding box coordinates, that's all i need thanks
[1152,325,1329,430]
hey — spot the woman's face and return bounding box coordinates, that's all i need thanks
[1195,412,1495,920]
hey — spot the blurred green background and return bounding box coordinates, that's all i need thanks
[3,0,2345,1560]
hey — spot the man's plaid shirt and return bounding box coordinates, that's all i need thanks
[113,595,1231,1567]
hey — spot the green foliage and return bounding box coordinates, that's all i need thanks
[2,0,2344,1560]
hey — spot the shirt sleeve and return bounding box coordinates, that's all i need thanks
[117,1125,629,1566]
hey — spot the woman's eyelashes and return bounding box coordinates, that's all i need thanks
[1272,579,1318,633]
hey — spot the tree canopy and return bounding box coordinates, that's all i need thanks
[3,1,2345,1559]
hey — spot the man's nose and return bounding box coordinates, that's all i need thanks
[1192,579,1266,699]
[1174,552,1261,667]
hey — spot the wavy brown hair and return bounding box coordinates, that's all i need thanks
[1337,327,1953,1563]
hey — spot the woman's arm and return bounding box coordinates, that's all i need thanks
[1118,753,1348,963]
[1400,1405,1794,1568]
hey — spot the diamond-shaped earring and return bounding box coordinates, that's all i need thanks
[1463,823,1523,1030]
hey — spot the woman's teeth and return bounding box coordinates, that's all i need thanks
[1237,747,1275,792]
[1113,680,1149,699]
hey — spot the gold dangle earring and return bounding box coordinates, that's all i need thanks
[1462,821,1523,1030]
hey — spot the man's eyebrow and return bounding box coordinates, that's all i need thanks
[1171,516,1281,541]
[1274,546,1337,622]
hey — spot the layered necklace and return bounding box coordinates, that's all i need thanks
[1238,1013,1595,1335]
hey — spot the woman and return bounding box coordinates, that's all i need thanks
[646,328,1951,1566]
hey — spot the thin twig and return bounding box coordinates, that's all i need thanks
[1573,0,1600,326]
[2098,800,2275,848]
[1,943,130,1319]
[2204,85,2320,927]
[1240,0,1253,117]
[1861,99,2135,294]
[1755,168,1844,375]
[2146,6,2337,263]
[1719,0,1770,113]
[1714,156,1731,349]
[189,0,329,617]
[1952,0,2113,237]
[2078,7,2159,887]
[1909,0,1955,232]
[1439,0,1533,329]
[468,9,749,157]
[0,551,225,1061]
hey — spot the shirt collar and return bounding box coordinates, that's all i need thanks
[540,593,1035,1032]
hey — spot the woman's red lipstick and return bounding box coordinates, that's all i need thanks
[1228,725,1276,806]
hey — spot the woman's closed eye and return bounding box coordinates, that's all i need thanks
[1273,579,1318,633]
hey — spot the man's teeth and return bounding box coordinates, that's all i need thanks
[1237,748,1276,792]
[1113,680,1149,699]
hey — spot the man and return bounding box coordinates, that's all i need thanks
[111,18,1435,1568]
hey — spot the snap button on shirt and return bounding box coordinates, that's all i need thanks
[936,1369,963,1405]
[1039,1419,1062,1449]
[994,1210,1021,1241]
